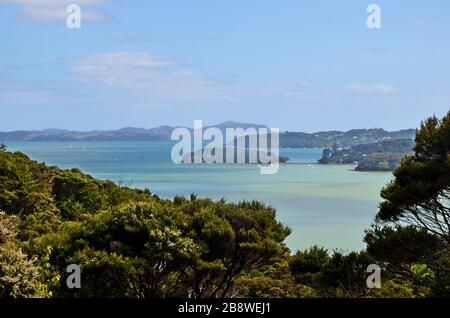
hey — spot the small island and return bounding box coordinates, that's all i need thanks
[183,146,289,164]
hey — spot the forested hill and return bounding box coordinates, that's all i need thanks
[0,122,266,142]
[0,123,415,149]
[280,128,415,148]
[318,139,415,171]
[0,148,292,298]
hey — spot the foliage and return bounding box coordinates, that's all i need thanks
[377,111,450,240]
[281,128,415,148]
[306,251,374,298]
[0,151,291,298]
[367,110,450,297]
[0,211,49,298]
[356,153,407,171]
[319,139,414,171]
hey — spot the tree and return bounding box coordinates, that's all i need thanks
[0,143,6,152]
[318,148,331,164]
[309,251,374,298]
[369,110,450,296]
[364,225,439,266]
[46,202,199,298]
[179,200,291,298]
[377,111,450,243]
[0,211,49,298]
[332,142,339,156]
[289,246,329,287]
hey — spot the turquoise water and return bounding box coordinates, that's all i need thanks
[6,141,392,252]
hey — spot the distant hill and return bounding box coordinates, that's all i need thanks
[281,128,416,148]
[0,123,416,149]
[0,127,172,142]
[0,121,268,143]
[355,153,407,172]
[206,121,268,133]
[318,139,415,171]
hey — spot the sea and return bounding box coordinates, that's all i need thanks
[6,141,392,253]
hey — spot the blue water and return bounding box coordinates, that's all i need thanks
[6,141,392,252]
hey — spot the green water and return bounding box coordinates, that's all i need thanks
[6,141,392,252]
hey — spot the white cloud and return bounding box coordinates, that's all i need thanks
[111,35,163,44]
[0,0,113,23]
[17,6,110,22]
[72,52,176,69]
[68,51,304,102]
[345,83,396,95]
[0,0,107,4]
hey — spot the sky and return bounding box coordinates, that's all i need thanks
[0,0,449,132]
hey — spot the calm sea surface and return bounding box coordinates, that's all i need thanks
[6,141,392,252]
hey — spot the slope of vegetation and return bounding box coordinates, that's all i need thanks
[319,139,414,171]
[281,128,415,148]
[0,111,449,298]
[355,153,406,171]
[0,148,293,297]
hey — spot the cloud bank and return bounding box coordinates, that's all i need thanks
[0,0,113,23]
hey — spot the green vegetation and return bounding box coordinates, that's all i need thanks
[0,111,449,298]
[281,128,415,148]
[319,139,414,171]
[365,111,450,296]
[355,153,406,171]
[1,125,415,148]
[0,147,291,298]
[0,212,50,297]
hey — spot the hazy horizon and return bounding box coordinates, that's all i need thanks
[0,120,420,134]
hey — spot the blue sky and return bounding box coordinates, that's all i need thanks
[1,0,449,131]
